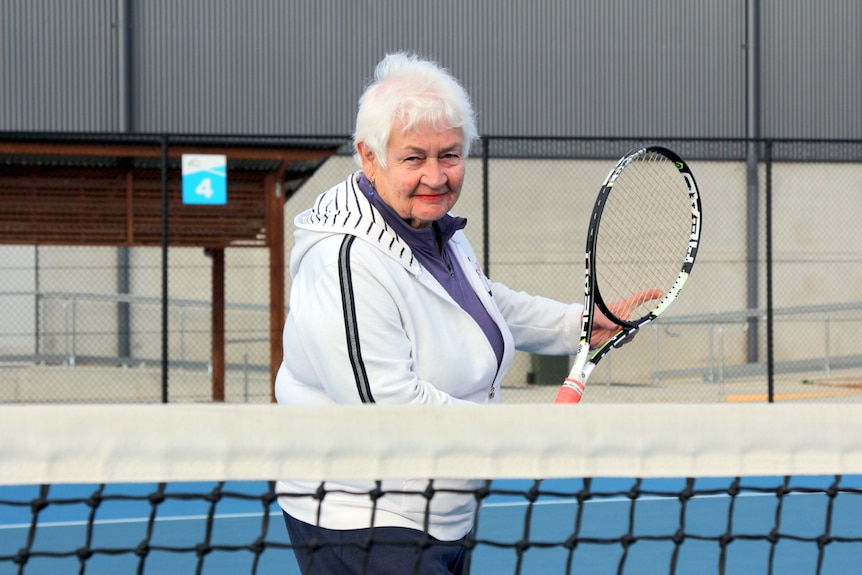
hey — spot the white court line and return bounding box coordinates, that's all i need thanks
[1,491,791,530]
[480,491,779,509]
[0,511,270,531]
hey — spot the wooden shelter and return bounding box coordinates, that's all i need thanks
[0,133,343,401]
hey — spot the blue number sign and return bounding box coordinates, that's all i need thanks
[182,154,227,205]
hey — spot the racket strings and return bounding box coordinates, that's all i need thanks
[595,152,693,323]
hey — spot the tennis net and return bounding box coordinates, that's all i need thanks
[2,403,862,574]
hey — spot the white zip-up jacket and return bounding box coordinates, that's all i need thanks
[276,172,583,540]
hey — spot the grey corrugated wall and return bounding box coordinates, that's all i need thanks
[1,0,859,139]
[1,0,118,131]
[760,0,862,138]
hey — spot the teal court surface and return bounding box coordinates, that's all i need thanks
[3,475,862,575]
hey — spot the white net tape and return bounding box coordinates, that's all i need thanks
[3,403,862,485]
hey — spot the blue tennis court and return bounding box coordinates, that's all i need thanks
[3,476,862,575]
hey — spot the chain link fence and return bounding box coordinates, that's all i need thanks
[2,136,861,404]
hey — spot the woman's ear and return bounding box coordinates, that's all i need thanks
[356,141,378,182]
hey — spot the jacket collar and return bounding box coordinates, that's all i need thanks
[296,172,421,273]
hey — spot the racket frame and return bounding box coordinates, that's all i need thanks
[557,146,702,403]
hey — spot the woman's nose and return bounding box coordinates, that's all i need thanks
[421,159,447,188]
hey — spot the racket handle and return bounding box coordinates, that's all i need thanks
[554,378,585,404]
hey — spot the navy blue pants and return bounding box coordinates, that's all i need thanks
[283,512,468,575]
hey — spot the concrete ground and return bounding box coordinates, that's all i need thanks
[3,363,862,405]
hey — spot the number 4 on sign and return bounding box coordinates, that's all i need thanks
[196,178,214,199]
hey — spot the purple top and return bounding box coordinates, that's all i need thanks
[358,175,504,368]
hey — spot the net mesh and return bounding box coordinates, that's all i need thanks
[2,403,862,575]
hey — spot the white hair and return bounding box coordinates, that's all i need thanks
[353,52,479,169]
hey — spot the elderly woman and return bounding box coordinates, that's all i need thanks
[275,52,636,575]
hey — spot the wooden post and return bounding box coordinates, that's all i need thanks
[266,173,286,403]
[211,247,226,402]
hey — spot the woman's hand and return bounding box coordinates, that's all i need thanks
[589,289,664,348]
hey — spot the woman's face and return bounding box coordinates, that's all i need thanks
[358,120,465,229]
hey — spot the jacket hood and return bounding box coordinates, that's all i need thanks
[290,172,421,277]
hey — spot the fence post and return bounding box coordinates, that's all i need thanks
[824,312,831,377]
[481,137,490,277]
[161,135,170,403]
[765,140,774,403]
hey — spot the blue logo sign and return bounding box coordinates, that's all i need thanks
[182,154,227,205]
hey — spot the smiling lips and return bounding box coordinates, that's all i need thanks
[415,193,447,201]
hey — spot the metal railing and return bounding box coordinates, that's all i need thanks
[4,290,861,396]
[651,301,862,385]
[1,290,271,375]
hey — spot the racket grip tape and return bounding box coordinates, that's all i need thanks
[554,378,585,404]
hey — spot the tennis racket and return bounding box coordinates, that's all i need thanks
[554,146,703,404]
